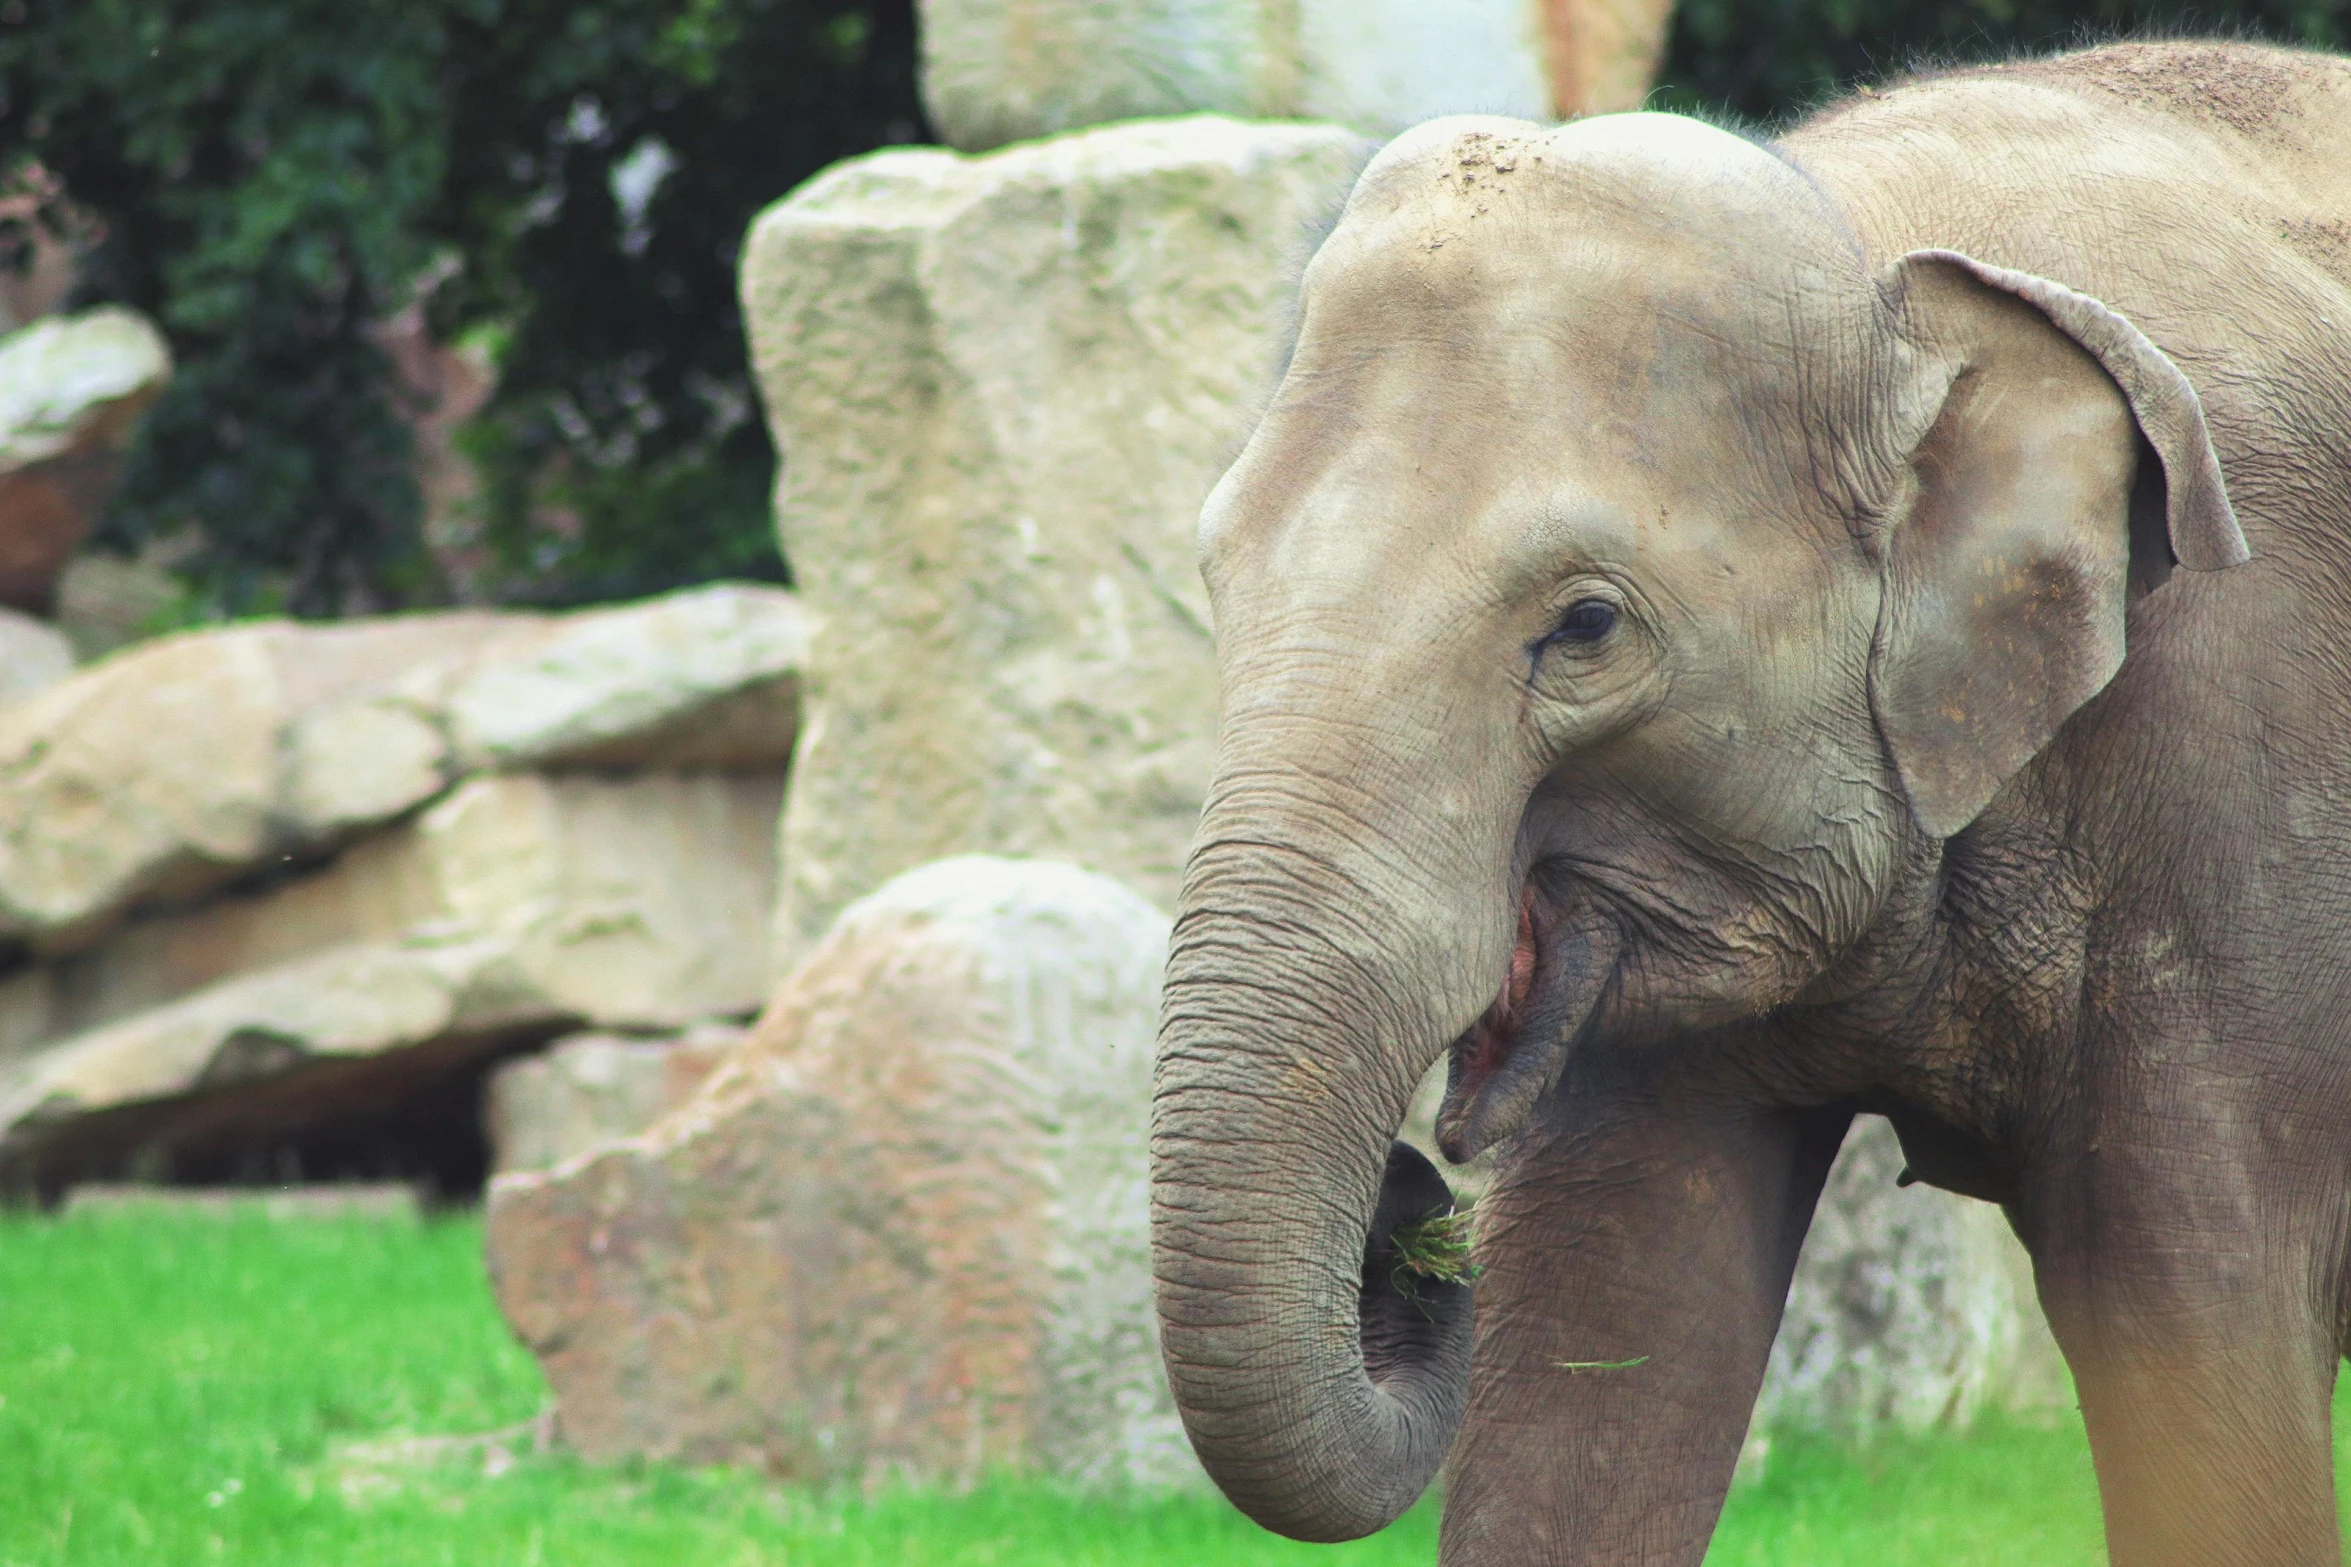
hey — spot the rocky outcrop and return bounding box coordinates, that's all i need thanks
[0,584,800,1196]
[1,938,545,1160]
[0,582,803,952]
[484,1025,741,1175]
[0,307,171,613]
[744,116,1369,959]
[38,771,785,1041]
[0,771,782,1192]
[0,614,515,950]
[486,858,1193,1491]
[1752,1116,2072,1445]
[918,0,1553,149]
[411,579,806,775]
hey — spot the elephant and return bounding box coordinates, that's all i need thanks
[1148,39,2351,1567]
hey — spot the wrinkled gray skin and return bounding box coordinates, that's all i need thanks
[1150,41,2351,1567]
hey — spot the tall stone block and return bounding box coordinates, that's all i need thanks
[743,117,1371,957]
[1539,0,1679,117]
[919,0,1554,150]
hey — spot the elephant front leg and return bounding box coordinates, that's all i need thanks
[1439,1082,1849,1566]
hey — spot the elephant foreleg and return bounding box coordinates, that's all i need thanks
[1438,1076,1848,1566]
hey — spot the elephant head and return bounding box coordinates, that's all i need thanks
[1149,112,2244,1541]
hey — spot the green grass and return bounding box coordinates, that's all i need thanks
[0,1206,2343,1565]
[1708,1420,2108,1566]
[0,1209,1436,1565]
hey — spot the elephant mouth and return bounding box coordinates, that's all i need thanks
[1433,884,1618,1164]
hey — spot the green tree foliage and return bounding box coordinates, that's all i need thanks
[0,0,920,616]
[1660,0,2349,125]
[1,1,451,615]
[428,0,922,605]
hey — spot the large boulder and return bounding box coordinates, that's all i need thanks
[744,116,1370,959]
[484,1025,741,1176]
[918,0,1551,150]
[0,583,803,951]
[486,857,1192,1491]
[0,614,518,949]
[0,771,783,1191]
[412,579,806,775]
[0,937,542,1193]
[0,307,171,613]
[35,771,784,1045]
[1753,1116,2072,1444]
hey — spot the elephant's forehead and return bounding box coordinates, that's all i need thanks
[1203,118,1882,631]
[1262,239,1830,573]
[1332,111,1866,313]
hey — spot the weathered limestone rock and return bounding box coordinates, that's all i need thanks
[0,616,515,948]
[0,607,73,710]
[484,1025,741,1175]
[0,584,804,950]
[431,581,807,773]
[487,857,1194,1491]
[1753,1116,2073,1443]
[1539,0,1680,116]
[0,936,548,1190]
[0,307,171,613]
[403,772,786,1029]
[744,117,1370,957]
[918,0,1553,149]
[42,771,784,1041]
[280,581,808,837]
[0,772,782,1190]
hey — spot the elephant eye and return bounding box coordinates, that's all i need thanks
[1548,598,1617,646]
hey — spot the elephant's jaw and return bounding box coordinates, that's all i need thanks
[1435,886,1619,1163]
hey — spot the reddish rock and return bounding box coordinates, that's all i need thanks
[485,857,1195,1491]
[484,1025,741,1176]
[0,308,170,614]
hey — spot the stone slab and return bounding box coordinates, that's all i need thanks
[919,0,1554,149]
[0,584,804,951]
[744,116,1370,960]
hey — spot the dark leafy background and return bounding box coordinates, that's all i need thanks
[1660,0,2347,121]
[0,0,2340,616]
[0,0,920,615]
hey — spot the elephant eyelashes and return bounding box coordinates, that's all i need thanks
[1536,598,1617,657]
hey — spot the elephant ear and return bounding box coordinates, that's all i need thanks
[1869,249,2249,838]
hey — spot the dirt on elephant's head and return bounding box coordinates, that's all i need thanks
[2013,41,2326,139]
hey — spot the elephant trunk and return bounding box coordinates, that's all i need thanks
[1151,829,1488,1540]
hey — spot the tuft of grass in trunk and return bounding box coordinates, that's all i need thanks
[1389,1208,1479,1288]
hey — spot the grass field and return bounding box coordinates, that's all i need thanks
[0,1206,2336,1565]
